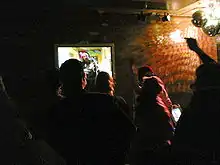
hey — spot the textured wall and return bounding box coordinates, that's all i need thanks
[131,17,217,93]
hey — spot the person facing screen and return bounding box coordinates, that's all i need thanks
[95,71,115,96]
[59,59,87,97]
[95,71,132,117]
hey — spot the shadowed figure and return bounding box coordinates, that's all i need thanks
[130,77,174,165]
[95,71,115,96]
[135,65,172,111]
[48,59,134,165]
[0,76,66,165]
[95,71,132,117]
[171,38,220,164]
[47,59,86,165]
[31,68,61,140]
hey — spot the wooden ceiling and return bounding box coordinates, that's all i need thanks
[95,0,204,17]
[170,0,203,16]
[139,0,202,12]
[140,0,199,9]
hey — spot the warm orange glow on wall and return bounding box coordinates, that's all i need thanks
[135,17,217,93]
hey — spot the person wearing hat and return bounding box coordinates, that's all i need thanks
[136,65,173,111]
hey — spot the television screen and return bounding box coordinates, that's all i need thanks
[55,44,115,91]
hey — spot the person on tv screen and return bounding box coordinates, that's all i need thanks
[79,51,99,91]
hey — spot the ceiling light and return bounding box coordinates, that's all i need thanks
[192,0,220,37]
[162,12,171,22]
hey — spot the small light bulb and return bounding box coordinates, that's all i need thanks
[167,15,171,21]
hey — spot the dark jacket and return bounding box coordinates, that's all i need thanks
[172,90,220,162]
[135,99,174,149]
[0,91,65,165]
[48,92,135,165]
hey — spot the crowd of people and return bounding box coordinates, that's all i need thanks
[1,38,220,165]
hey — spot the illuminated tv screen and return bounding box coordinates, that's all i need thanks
[55,44,115,91]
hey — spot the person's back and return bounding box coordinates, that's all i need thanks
[80,92,134,165]
[95,71,131,117]
[136,66,172,110]
[47,59,86,164]
[172,63,220,163]
[48,95,83,164]
[0,76,66,165]
[131,77,173,165]
[48,59,134,165]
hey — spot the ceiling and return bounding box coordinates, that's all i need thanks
[95,0,204,17]
[149,0,199,9]
[135,0,202,14]
[169,0,203,16]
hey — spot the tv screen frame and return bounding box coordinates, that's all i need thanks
[54,43,116,79]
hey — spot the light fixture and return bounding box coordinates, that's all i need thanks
[192,0,220,37]
[162,12,171,22]
[170,30,185,43]
[191,10,207,27]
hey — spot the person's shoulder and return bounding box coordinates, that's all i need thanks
[113,96,127,105]
[82,93,116,114]
[83,92,114,104]
[83,92,113,101]
[152,75,164,84]
[114,95,126,102]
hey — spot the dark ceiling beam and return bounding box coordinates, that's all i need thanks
[93,7,169,15]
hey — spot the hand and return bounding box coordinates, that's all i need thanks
[184,38,200,51]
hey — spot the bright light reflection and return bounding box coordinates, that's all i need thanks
[170,30,184,43]
[205,19,219,26]
[202,0,220,19]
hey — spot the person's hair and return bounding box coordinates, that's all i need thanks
[138,77,162,102]
[193,63,220,91]
[95,71,114,96]
[59,59,85,96]
[138,65,154,82]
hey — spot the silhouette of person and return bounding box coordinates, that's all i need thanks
[130,77,174,165]
[95,71,115,96]
[95,71,132,118]
[48,59,134,165]
[47,59,86,165]
[0,76,66,165]
[171,39,220,164]
[136,66,172,110]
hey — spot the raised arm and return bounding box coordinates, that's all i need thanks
[185,38,216,64]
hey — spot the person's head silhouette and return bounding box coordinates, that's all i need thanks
[95,71,114,96]
[138,77,162,103]
[142,77,162,96]
[60,59,87,97]
[191,63,220,92]
[138,65,154,83]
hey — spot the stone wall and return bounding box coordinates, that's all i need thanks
[132,17,217,93]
